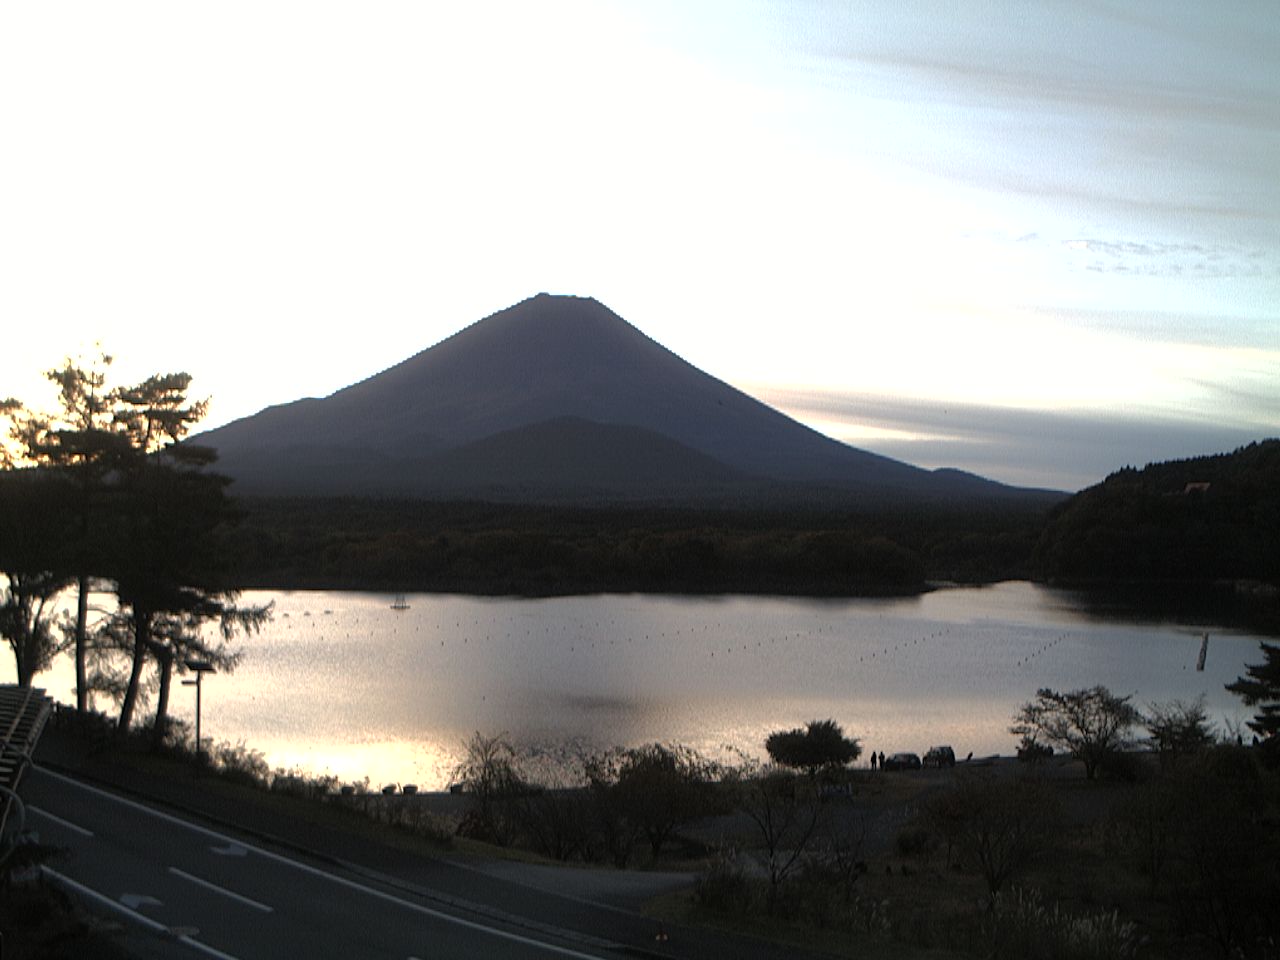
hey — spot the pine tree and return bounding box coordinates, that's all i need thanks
[1226,642,1280,741]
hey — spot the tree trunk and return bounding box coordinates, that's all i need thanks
[15,640,35,688]
[117,610,152,735]
[75,574,89,712]
[152,646,174,746]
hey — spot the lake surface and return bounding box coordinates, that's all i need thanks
[17,582,1271,790]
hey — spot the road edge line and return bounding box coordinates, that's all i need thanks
[41,866,244,960]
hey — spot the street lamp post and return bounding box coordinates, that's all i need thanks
[181,659,215,763]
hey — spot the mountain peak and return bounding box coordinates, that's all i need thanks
[197,294,1049,503]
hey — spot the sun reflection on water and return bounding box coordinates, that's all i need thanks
[7,583,1264,791]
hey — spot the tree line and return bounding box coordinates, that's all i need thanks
[1033,439,1280,585]
[1,354,268,739]
[217,494,1052,596]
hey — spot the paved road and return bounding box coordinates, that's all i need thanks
[26,767,621,960]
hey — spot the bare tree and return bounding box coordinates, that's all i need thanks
[1145,696,1216,768]
[591,743,719,859]
[734,762,828,911]
[1011,685,1140,780]
[944,775,1057,900]
[451,731,526,846]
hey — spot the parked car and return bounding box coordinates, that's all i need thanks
[882,752,922,771]
[923,745,956,768]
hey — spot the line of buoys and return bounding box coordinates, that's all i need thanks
[851,627,949,665]
[1014,634,1067,668]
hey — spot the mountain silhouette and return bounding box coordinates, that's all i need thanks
[196,294,1055,503]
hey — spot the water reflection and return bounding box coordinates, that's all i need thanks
[13,582,1267,790]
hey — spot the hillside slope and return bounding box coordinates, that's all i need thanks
[196,294,1055,503]
[1033,439,1280,584]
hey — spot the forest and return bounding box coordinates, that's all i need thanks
[215,495,1053,596]
[1033,439,1279,584]
[1027,441,1280,632]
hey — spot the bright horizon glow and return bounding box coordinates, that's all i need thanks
[2,1,1277,491]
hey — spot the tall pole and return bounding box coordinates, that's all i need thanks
[183,659,214,764]
[194,669,203,758]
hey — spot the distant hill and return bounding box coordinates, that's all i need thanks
[1033,439,1280,584]
[195,294,1061,505]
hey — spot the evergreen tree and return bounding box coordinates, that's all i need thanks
[765,719,861,775]
[1226,642,1280,742]
[5,353,125,708]
[3,355,269,732]
[0,402,76,688]
[99,372,268,736]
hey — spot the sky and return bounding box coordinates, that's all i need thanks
[2,0,1277,492]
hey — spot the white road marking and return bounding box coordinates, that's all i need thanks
[42,867,244,960]
[170,866,274,913]
[120,893,163,910]
[29,805,95,837]
[36,766,610,959]
[212,841,249,856]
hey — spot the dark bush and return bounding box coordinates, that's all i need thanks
[895,824,939,859]
[1016,736,1053,763]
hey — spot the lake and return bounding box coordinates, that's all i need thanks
[15,581,1271,790]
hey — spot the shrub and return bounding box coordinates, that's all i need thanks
[1017,735,1053,763]
[694,848,757,915]
[894,824,938,859]
[513,788,592,861]
[985,887,1138,960]
[585,743,719,860]
[1144,696,1216,767]
[209,740,270,787]
[944,775,1059,900]
[1096,750,1149,783]
[765,719,861,775]
[451,731,526,846]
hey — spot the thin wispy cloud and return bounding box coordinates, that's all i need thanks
[755,386,1276,492]
[788,2,1280,243]
[2,1,1276,492]
[1033,306,1277,352]
[1064,238,1274,280]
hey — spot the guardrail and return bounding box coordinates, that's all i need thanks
[1,684,54,845]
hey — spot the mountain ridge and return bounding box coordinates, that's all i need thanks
[195,294,1062,505]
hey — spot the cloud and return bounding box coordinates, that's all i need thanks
[1065,238,1276,280]
[1031,305,1280,352]
[809,3,1280,132]
[783,2,1280,246]
[753,386,1277,491]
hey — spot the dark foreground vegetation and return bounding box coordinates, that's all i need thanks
[216,495,1054,595]
[434,681,1280,959]
[13,679,1278,960]
[0,870,135,960]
